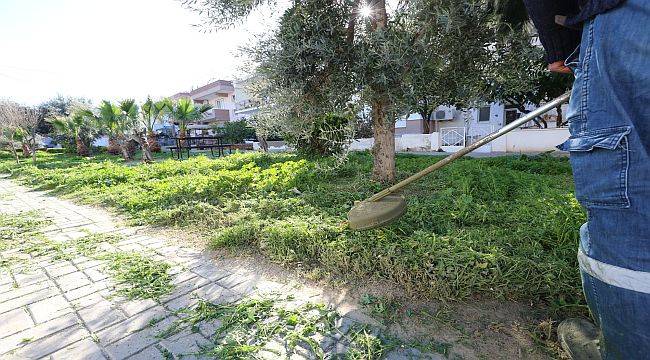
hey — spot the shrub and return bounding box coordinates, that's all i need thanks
[286,113,353,156]
[213,120,256,144]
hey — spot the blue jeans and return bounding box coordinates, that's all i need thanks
[558,1,650,358]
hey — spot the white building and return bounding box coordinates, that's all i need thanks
[168,80,236,136]
[351,101,570,154]
[233,78,260,121]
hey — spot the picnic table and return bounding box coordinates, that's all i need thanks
[169,135,233,160]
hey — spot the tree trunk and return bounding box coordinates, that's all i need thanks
[119,139,137,161]
[257,135,269,152]
[147,132,161,153]
[116,136,134,161]
[31,128,37,164]
[21,142,31,158]
[135,134,154,163]
[371,98,395,183]
[422,116,431,134]
[556,105,564,127]
[75,136,90,157]
[369,0,394,183]
[107,137,121,155]
[9,133,19,164]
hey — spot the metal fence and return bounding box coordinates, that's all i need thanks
[440,127,466,147]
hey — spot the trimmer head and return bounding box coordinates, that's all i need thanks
[347,194,407,230]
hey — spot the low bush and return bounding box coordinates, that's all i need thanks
[0,150,586,315]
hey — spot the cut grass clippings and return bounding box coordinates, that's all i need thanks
[0,150,586,316]
[0,211,173,300]
[158,295,436,359]
[100,252,173,300]
[158,296,338,359]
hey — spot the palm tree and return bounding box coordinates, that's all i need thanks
[116,99,139,160]
[96,100,122,155]
[140,97,171,153]
[49,110,94,156]
[170,98,212,139]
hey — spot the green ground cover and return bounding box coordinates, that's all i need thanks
[0,211,173,300]
[0,150,586,315]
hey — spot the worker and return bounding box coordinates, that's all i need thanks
[523,1,650,359]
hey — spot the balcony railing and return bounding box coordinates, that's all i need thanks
[202,109,231,122]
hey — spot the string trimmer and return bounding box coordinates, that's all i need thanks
[347,92,571,230]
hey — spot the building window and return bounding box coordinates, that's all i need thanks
[478,106,491,122]
[215,100,223,109]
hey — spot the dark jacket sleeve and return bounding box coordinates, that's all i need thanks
[523,0,582,64]
[565,0,626,26]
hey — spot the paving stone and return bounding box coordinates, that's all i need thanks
[44,263,78,278]
[55,271,91,292]
[160,331,211,357]
[164,292,200,312]
[84,266,110,282]
[190,263,231,282]
[13,269,50,287]
[0,307,34,338]
[61,230,89,240]
[70,255,92,266]
[0,276,15,288]
[197,319,223,338]
[0,314,80,356]
[78,302,127,332]
[215,273,251,289]
[118,242,146,252]
[104,316,177,359]
[28,294,73,323]
[231,279,257,296]
[259,339,288,359]
[0,279,56,303]
[140,237,166,248]
[161,277,210,303]
[119,298,159,317]
[12,324,90,359]
[127,344,166,359]
[77,259,106,270]
[0,286,59,315]
[96,306,170,345]
[50,337,106,360]
[63,281,110,303]
[71,292,109,310]
[170,271,199,286]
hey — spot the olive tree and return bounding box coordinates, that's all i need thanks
[0,100,42,164]
[181,0,544,181]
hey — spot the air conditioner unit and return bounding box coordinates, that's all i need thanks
[433,108,453,121]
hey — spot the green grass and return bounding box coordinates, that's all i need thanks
[0,150,586,315]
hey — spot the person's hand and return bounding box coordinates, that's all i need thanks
[548,61,572,74]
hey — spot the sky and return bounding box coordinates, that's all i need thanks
[0,0,283,105]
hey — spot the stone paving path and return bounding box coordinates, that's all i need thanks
[0,179,439,360]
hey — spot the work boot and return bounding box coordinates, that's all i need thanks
[557,318,602,360]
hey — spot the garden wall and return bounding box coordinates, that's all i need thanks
[349,127,570,154]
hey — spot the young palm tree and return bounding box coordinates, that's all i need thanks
[96,100,122,155]
[116,99,139,160]
[170,98,212,139]
[49,111,93,156]
[140,97,171,153]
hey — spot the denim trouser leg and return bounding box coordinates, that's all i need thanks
[557,1,650,359]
